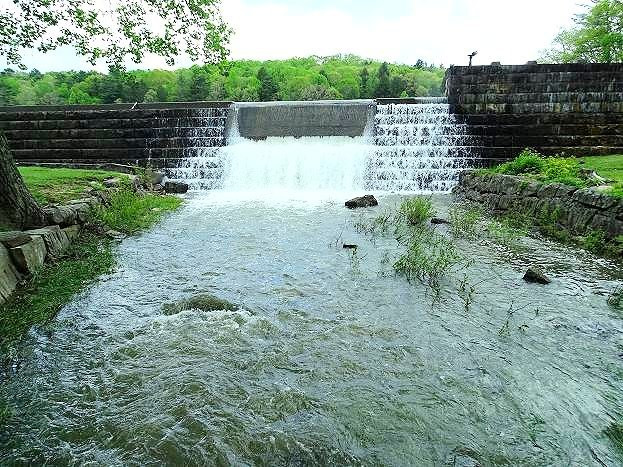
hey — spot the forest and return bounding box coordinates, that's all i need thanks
[0,55,445,106]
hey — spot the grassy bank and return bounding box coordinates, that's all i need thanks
[487,150,623,197]
[18,166,119,204]
[479,151,623,257]
[0,168,183,355]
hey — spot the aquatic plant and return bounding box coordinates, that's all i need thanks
[397,196,435,227]
[162,294,238,315]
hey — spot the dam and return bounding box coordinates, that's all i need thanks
[1,63,622,192]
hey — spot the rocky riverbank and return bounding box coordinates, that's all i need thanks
[454,171,623,256]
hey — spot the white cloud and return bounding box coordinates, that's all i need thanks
[0,0,584,71]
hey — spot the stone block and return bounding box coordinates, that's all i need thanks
[0,243,21,304]
[43,205,78,226]
[24,225,70,259]
[9,236,46,275]
[0,231,32,248]
[62,225,81,242]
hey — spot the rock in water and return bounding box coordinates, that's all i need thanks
[431,217,450,225]
[523,266,551,284]
[162,294,238,315]
[345,195,378,209]
[164,181,189,194]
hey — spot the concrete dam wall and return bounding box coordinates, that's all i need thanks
[446,63,623,162]
[235,100,374,139]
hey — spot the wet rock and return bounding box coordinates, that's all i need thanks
[447,448,481,467]
[523,266,551,285]
[345,195,378,209]
[162,294,238,316]
[0,243,22,304]
[343,244,358,249]
[103,177,121,188]
[9,236,46,275]
[153,183,164,192]
[164,181,189,194]
[431,217,450,225]
[105,230,127,241]
[150,171,165,185]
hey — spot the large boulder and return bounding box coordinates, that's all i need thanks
[345,195,378,209]
[0,231,32,248]
[164,181,189,194]
[43,205,78,226]
[523,266,551,285]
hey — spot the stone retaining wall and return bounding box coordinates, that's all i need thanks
[0,102,231,169]
[454,171,623,241]
[0,194,107,304]
[446,63,623,162]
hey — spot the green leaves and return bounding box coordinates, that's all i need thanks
[544,0,623,63]
[0,0,232,70]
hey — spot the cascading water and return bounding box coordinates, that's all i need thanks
[167,107,229,189]
[369,99,477,192]
[171,99,477,194]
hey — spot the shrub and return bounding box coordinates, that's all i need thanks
[495,149,545,175]
[541,157,582,186]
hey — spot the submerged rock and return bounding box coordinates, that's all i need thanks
[523,266,551,285]
[431,217,450,225]
[162,294,238,316]
[342,244,358,249]
[164,181,189,194]
[345,195,378,209]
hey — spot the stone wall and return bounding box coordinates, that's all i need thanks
[454,171,623,241]
[446,63,623,163]
[0,102,230,169]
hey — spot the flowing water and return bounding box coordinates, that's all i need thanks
[2,103,623,465]
[1,193,622,466]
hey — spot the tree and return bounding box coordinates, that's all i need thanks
[0,0,231,229]
[374,62,392,98]
[257,67,279,101]
[359,68,369,97]
[543,0,623,63]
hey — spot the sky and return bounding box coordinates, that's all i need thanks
[2,0,585,72]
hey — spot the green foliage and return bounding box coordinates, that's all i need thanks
[93,189,183,234]
[0,234,115,353]
[449,205,483,239]
[608,285,623,308]
[18,166,119,204]
[494,149,546,176]
[0,56,446,105]
[543,0,623,63]
[581,229,608,253]
[398,196,435,226]
[393,230,463,289]
[0,0,231,70]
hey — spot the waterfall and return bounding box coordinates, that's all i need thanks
[170,100,477,194]
[167,107,229,189]
[368,101,477,192]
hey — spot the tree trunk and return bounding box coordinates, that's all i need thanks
[0,134,46,230]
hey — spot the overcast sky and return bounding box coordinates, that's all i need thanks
[3,0,584,72]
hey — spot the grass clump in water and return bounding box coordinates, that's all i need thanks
[398,196,435,226]
[93,189,183,234]
[162,294,238,315]
[0,234,115,354]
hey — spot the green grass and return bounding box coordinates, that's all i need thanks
[19,166,121,204]
[487,150,623,197]
[579,155,623,183]
[93,190,183,234]
[0,234,115,354]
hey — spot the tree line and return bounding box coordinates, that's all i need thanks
[0,56,445,106]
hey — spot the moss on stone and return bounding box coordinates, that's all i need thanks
[162,294,238,315]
